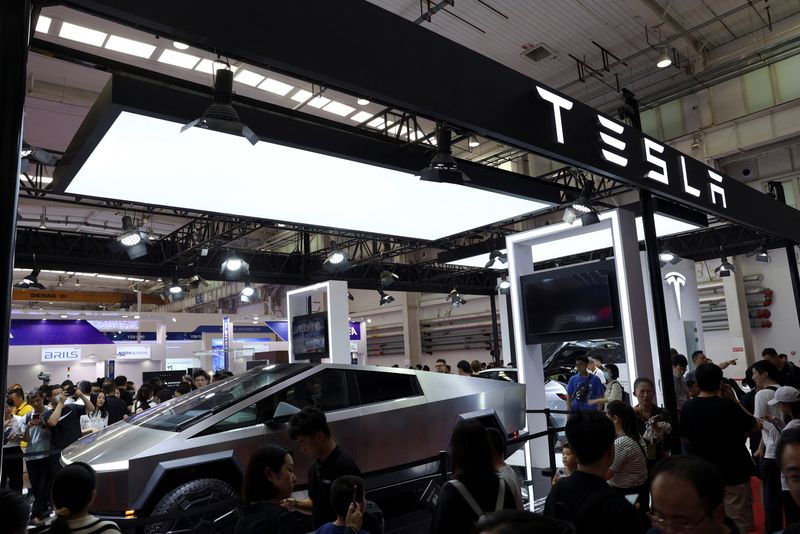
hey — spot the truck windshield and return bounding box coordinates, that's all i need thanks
[127,363,311,431]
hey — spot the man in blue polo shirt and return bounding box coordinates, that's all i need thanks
[566,355,605,412]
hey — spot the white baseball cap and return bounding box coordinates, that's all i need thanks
[768,386,800,405]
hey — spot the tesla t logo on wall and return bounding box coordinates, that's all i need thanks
[665,272,687,319]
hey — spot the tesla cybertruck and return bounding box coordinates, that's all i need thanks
[62,363,527,531]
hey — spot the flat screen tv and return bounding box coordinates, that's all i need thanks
[291,312,329,358]
[520,259,621,344]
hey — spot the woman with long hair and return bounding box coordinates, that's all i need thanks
[606,400,649,513]
[49,462,121,534]
[432,419,516,534]
[133,385,152,414]
[235,445,304,534]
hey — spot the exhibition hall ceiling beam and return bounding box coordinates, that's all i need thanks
[13,228,495,295]
[59,0,800,244]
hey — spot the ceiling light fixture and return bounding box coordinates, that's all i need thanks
[157,49,201,69]
[446,288,467,308]
[357,98,370,106]
[714,251,735,278]
[173,41,189,50]
[468,136,480,148]
[323,241,351,273]
[659,249,681,266]
[485,250,508,269]
[117,216,143,246]
[418,125,470,184]
[58,22,107,47]
[748,240,771,263]
[656,48,672,69]
[565,180,600,226]
[39,208,48,230]
[322,101,356,117]
[14,267,45,290]
[104,35,156,59]
[182,68,258,145]
[378,288,395,306]
[497,277,511,294]
[35,15,51,34]
[379,270,399,288]
[240,281,256,302]
[258,77,294,96]
[221,255,250,278]
[168,276,183,294]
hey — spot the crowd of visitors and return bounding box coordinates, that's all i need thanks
[1,367,225,529]
[8,347,800,533]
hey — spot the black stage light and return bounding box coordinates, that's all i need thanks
[323,241,351,273]
[240,282,256,303]
[659,249,681,267]
[181,68,259,145]
[168,276,183,295]
[221,255,250,279]
[485,250,508,269]
[446,288,467,308]
[187,274,209,289]
[497,277,511,295]
[418,126,470,184]
[14,267,45,290]
[20,141,59,166]
[379,270,399,288]
[579,211,600,226]
[714,254,735,277]
[378,288,395,306]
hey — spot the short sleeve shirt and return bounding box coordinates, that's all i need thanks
[308,447,361,529]
[609,434,648,489]
[754,387,783,459]
[679,396,756,485]
[567,373,605,412]
[43,404,86,450]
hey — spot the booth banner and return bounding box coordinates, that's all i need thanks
[349,322,361,340]
[41,346,81,362]
[114,345,151,360]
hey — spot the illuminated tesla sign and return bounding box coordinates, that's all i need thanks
[533,85,736,221]
[664,272,687,319]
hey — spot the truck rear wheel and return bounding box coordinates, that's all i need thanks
[144,478,238,534]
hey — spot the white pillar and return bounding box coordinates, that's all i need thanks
[400,292,421,368]
[722,256,755,368]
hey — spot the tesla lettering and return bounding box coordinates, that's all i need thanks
[643,138,669,185]
[708,170,727,208]
[680,156,701,198]
[597,116,628,167]
[536,86,573,144]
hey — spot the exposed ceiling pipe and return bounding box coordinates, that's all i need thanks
[698,274,762,291]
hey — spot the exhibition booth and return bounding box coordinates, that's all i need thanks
[4,1,800,528]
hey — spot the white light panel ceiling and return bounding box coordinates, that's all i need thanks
[449,213,701,268]
[64,112,551,241]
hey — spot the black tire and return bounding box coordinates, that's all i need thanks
[144,478,238,534]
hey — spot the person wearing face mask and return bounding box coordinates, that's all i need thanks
[587,363,624,409]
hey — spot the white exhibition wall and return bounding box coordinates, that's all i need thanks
[703,248,800,370]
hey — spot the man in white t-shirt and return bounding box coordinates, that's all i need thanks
[752,359,784,534]
[588,356,605,384]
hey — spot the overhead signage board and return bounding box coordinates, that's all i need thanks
[47,0,800,243]
[526,86,800,241]
[349,321,361,341]
[114,345,151,360]
[41,346,81,362]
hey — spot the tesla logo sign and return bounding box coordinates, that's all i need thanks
[665,272,687,319]
[536,86,728,212]
[41,346,81,362]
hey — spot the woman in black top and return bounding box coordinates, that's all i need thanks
[432,419,516,534]
[234,445,304,534]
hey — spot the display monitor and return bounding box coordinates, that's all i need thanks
[291,312,329,358]
[520,260,621,344]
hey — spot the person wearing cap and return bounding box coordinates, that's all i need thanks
[752,360,784,533]
[769,386,800,525]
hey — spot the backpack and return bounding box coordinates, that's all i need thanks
[448,478,505,523]
[572,375,593,403]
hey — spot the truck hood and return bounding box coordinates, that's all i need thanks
[62,421,176,472]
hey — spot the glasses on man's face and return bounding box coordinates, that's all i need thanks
[647,510,710,533]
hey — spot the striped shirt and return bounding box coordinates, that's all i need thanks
[51,516,121,534]
[608,434,648,489]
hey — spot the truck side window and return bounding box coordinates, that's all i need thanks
[354,370,420,405]
[260,369,349,420]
